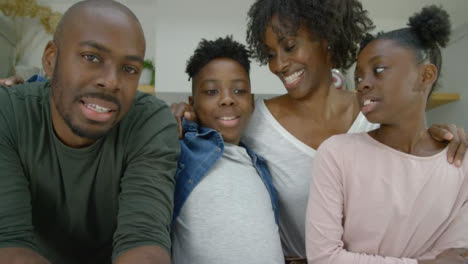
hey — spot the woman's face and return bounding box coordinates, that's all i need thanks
[263,15,332,99]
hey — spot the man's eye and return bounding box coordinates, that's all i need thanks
[123,65,138,75]
[83,54,100,63]
[355,76,363,83]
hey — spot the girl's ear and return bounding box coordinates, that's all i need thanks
[421,63,438,94]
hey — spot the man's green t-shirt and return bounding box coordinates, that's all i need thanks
[0,82,180,263]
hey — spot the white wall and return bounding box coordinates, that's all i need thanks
[154,1,453,102]
[10,0,156,71]
[154,0,282,97]
[427,24,468,128]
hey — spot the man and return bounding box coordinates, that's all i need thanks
[0,1,179,264]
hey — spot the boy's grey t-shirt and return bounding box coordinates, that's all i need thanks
[172,143,284,264]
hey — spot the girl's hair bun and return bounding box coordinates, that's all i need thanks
[408,5,451,48]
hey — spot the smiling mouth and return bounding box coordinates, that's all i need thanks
[83,102,113,113]
[219,116,238,121]
[283,70,304,85]
[79,99,118,123]
[217,116,240,128]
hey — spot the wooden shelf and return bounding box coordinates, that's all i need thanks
[427,93,460,110]
[138,85,155,95]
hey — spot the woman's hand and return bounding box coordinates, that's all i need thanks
[170,102,197,139]
[429,124,468,167]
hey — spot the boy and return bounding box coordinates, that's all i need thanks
[171,36,284,264]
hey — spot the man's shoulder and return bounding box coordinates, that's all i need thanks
[117,91,179,150]
[0,82,48,124]
[0,82,48,104]
[122,91,175,128]
[133,91,166,107]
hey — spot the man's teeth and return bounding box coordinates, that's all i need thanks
[363,99,372,106]
[219,117,236,121]
[284,70,304,84]
[86,103,111,113]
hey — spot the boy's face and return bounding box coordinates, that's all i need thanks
[190,58,254,145]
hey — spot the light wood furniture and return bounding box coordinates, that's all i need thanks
[137,85,155,95]
[427,93,461,110]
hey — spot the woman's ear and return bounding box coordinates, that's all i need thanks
[42,41,58,79]
[322,40,333,68]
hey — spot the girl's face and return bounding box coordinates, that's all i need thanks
[263,15,332,99]
[354,39,430,125]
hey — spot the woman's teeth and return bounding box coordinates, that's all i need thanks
[284,70,304,84]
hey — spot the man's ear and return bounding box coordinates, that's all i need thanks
[420,63,438,94]
[188,96,194,106]
[42,41,58,79]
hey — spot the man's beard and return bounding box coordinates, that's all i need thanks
[50,59,116,140]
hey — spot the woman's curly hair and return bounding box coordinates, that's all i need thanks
[246,0,374,70]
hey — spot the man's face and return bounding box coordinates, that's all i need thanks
[190,58,253,145]
[45,7,145,142]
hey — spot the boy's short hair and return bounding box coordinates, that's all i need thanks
[186,36,251,87]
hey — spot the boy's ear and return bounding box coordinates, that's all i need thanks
[420,63,438,93]
[42,41,57,79]
[250,93,255,110]
[188,96,194,106]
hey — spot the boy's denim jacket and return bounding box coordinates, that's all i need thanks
[173,119,279,224]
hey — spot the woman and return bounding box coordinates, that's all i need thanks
[305,5,467,263]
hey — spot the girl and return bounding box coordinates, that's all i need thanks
[306,5,467,264]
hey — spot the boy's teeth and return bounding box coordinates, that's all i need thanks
[284,70,304,84]
[86,103,111,113]
[220,117,236,120]
[363,99,371,106]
